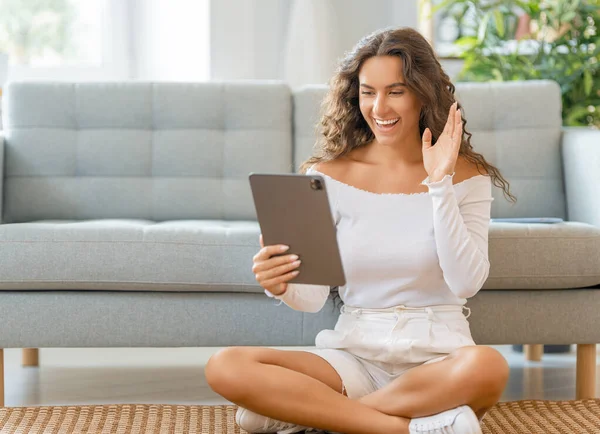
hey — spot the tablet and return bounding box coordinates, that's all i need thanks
[249,172,346,287]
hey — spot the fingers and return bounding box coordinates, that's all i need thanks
[253,254,301,291]
[253,252,300,275]
[422,128,432,151]
[453,106,463,149]
[253,243,289,261]
[260,270,300,292]
[254,236,300,293]
[449,102,457,137]
[425,102,462,150]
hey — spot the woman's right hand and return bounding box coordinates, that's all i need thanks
[252,234,302,296]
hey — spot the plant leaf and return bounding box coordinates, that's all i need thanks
[432,0,462,13]
[583,70,593,96]
[562,11,576,22]
[565,105,592,126]
[478,12,491,44]
[493,9,505,37]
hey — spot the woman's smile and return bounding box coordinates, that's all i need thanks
[372,116,400,134]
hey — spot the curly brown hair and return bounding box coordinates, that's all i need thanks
[299,27,515,203]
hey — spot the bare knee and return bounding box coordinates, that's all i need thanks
[205,347,255,400]
[450,346,509,407]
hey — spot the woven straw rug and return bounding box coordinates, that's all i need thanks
[0,400,599,433]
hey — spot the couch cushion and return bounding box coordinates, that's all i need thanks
[2,82,293,223]
[0,219,263,292]
[2,219,598,292]
[484,221,600,290]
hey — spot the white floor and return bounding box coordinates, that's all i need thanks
[3,345,598,407]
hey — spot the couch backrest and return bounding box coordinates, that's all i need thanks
[2,82,293,223]
[293,80,565,219]
[3,80,565,222]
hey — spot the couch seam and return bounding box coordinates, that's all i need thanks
[2,238,597,244]
[0,241,257,246]
[0,279,261,286]
[5,126,289,132]
[489,236,600,239]
[5,275,598,281]
[487,274,600,277]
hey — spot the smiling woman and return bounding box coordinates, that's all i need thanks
[300,27,515,202]
[207,26,515,434]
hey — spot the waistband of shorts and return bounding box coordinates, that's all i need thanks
[341,304,470,318]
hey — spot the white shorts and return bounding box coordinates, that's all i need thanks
[305,304,476,399]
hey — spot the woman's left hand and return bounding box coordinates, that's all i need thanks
[422,102,462,183]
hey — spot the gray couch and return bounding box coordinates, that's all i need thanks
[0,80,599,407]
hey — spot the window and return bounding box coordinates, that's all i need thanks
[0,0,211,82]
[0,0,130,80]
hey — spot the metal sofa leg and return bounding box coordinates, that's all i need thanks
[22,348,39,367]
[1,349,4,407]
[525,344,543,361]
[576,344,597,399]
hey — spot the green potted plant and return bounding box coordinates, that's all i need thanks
[434,0,600,128]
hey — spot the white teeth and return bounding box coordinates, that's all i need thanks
[375,118,399,126]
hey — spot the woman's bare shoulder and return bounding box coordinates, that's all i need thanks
[312,158,351,178]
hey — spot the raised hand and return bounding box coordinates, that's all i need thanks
[422,102,463,183]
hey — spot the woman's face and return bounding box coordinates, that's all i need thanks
[358,55,422,147]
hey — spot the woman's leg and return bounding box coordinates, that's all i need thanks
[358,345,509,420]
[205,346,410,434]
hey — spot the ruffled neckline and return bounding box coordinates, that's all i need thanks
[310,168,487,197]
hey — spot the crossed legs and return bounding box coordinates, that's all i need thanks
[205,345,509,433]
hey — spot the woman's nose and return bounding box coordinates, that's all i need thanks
[373,95,388,116]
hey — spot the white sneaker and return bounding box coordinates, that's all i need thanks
[409,405,482,434]
[235,406,308,433]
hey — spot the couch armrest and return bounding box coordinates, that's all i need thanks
[562,127,600,227]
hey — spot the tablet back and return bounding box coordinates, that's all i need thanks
[249,173,346,287]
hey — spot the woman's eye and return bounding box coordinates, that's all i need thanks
[390,92,404,95]
[361,91,374,95]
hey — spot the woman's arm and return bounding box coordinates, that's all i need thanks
[423,173,493,298]
[265,284,331,313]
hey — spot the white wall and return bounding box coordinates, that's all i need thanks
[131,0,210,81]
[212,0,410,81]
[209,0,461,83]
[332,0,397,53]
[210,0,289,81]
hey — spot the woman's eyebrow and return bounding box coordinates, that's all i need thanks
[360,82,407,89]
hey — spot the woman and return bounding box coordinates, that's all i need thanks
[206,27,513,434]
